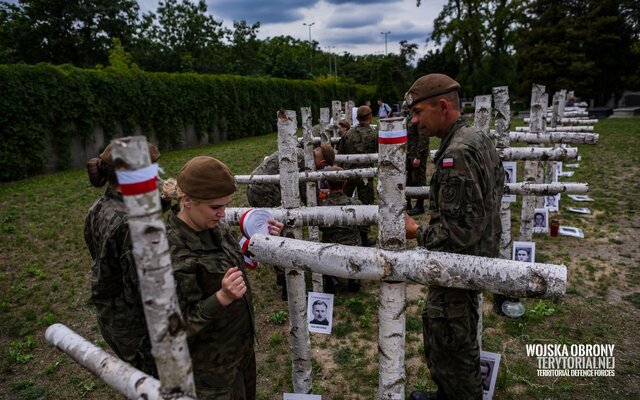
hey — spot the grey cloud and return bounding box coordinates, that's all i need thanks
[207,0,316,24]
[326,13,381,29]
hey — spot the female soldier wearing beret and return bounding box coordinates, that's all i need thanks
[84,143,160,377]
[162,156,283,399]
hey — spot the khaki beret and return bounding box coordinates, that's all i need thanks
[405,73,460,107]
[357,105,372,118]
[100,142,161,164]
[177,156,236,200]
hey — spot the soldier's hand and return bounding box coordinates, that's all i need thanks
[412,158,421,168]
[405,212,419,239]
[217,267,247,305]
[268,219,284,236]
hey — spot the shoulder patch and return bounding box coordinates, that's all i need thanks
[442,157,454,168]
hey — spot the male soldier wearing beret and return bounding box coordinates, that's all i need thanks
[404,74,504,400]
[336,105,377,246]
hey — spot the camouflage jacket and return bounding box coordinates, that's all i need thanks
[336,124,377,168]
[320,192,363,246]
[84,186,147,332]
[417,118,504,257]
[166,212,255,384]
[406,114,429,160]
[246,148,306,207]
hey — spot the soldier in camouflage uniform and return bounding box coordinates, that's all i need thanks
[246,147,306,208]
[247,144,335,300]
[405,109,430,215]
[336,105,378,246]
[404,74,504,400]
[319,166,362,293]
[84,143,160,377]
[163,156,283,399]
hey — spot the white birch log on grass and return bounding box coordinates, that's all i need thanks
[376,117,407,400]
[44,324,190,400]
[515,125,594,132]
[488,131,599,144]
[403,182,589,199]
[225,205,379,227]
[277,110,312,394]
[110,136,196,398]
[474,95,492,134]
[247,235,567,299]
[301,107,323,292]
[234,167,377,184]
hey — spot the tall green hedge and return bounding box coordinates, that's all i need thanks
[0,64,374,181]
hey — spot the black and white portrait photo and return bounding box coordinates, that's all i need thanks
[533,207,549,233]
[307,292,334,334]
[481,351,501,400]
[544,194,560,212]
[512,241,536,263]
[502,162,517,203]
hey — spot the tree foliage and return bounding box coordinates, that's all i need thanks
[515,0,638,104]
[0,0,140,67]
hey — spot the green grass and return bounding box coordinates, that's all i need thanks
[0,117,639,399]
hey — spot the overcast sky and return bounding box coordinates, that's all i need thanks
[138,0,447,58]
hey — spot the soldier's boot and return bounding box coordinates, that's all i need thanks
[407,198,425,216]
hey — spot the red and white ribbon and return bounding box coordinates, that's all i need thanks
[115,164,159,196]
[378,129,408,144]
[239,236,257,270]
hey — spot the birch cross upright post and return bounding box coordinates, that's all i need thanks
[46,135,196,400]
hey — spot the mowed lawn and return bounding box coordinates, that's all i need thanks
[0,117,638,399]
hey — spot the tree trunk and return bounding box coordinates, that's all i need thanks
[277,110,312,394]
[247,235,567,299]
[44,324,194,400]
[225,205,379,227]
[234,167,377,184]
[377,117,407,399]
[110,136,196,398]
[474,95,492,134]
[302,107,323,292]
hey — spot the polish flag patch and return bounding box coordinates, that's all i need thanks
[442,158,454,168]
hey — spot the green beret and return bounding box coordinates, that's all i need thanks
[405,73,460,107]
[100,142,161,163]
[177,156,236,200]
[357,105,372,118]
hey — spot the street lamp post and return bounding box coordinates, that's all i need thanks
[380,31,391,55]
[303,22,315,74]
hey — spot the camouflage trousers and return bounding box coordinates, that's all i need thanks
[406,157,427,187]
[195,350,256,400]
[422,286,482,400]
[96,310,157,377]
[344,177,374,205]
